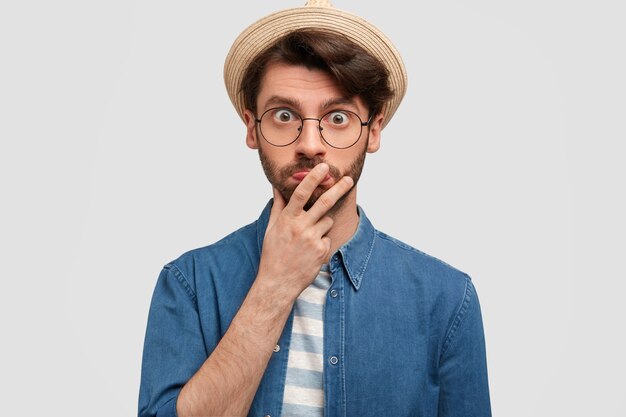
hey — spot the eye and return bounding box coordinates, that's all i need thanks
[272,108,297,123]
[326,111,350,127]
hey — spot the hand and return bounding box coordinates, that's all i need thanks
[257,163,354,299]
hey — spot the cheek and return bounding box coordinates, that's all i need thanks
[258,141,286,159]
[330,148,365,170]
[263,152,292,169]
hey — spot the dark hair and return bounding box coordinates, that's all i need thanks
[241,29,393,117]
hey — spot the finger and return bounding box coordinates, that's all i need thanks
[320,236,332,261]
[313,215,334,237]
[306,176,354,222]
[266,187,286,234]
[284,163,329,215]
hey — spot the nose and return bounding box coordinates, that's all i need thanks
[294,118,327,158]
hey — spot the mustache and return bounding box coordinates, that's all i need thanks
[279,157,341,179]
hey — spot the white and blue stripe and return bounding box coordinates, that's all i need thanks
[281,265,331,417]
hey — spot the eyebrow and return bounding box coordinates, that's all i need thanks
[263,95,302,110]
[262,95,359,113]
[320,97,358,111]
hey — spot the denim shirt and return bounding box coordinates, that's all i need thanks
[139,201,491,417]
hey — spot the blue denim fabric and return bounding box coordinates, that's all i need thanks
[139,201,491,417]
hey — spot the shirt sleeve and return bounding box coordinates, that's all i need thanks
[138,265,208,417]
[438,276,492,417]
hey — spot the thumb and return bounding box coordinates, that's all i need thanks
[267,187,286,233]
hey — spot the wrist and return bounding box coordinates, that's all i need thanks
[250,272,300,307]
[254,263,308,300]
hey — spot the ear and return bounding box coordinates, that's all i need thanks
[244,109,259,150]
[366,112,384,153]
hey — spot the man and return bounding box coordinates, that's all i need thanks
[139,1,491,416]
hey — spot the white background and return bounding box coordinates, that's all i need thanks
[1,0,624,415]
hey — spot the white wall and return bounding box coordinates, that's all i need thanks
[1,0,624,415]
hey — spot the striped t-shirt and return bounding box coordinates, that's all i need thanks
[281,265,331,417]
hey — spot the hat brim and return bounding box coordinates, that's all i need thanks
[224,6,407,129]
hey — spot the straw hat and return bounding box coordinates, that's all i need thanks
[223,0,407,129]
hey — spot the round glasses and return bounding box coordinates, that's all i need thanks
[255,107,372,149]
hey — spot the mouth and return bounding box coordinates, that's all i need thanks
[291,170,333,184]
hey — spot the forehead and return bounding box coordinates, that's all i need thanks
[257,62,366,113]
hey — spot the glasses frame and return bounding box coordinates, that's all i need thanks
[254,107,373,149]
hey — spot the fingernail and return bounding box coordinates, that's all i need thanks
[318,163,329,172]
[344,176,354,186]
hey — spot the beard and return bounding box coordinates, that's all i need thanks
[258,145,367,213]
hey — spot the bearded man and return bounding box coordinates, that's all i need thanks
[139,2,491,417]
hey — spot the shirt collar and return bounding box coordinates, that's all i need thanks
[256,199,376,291]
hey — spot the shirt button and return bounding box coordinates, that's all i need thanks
[330,289,338,298]
[329,356,339,365]
[273,344,280,353]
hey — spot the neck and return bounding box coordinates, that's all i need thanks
[324,187,360,262]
